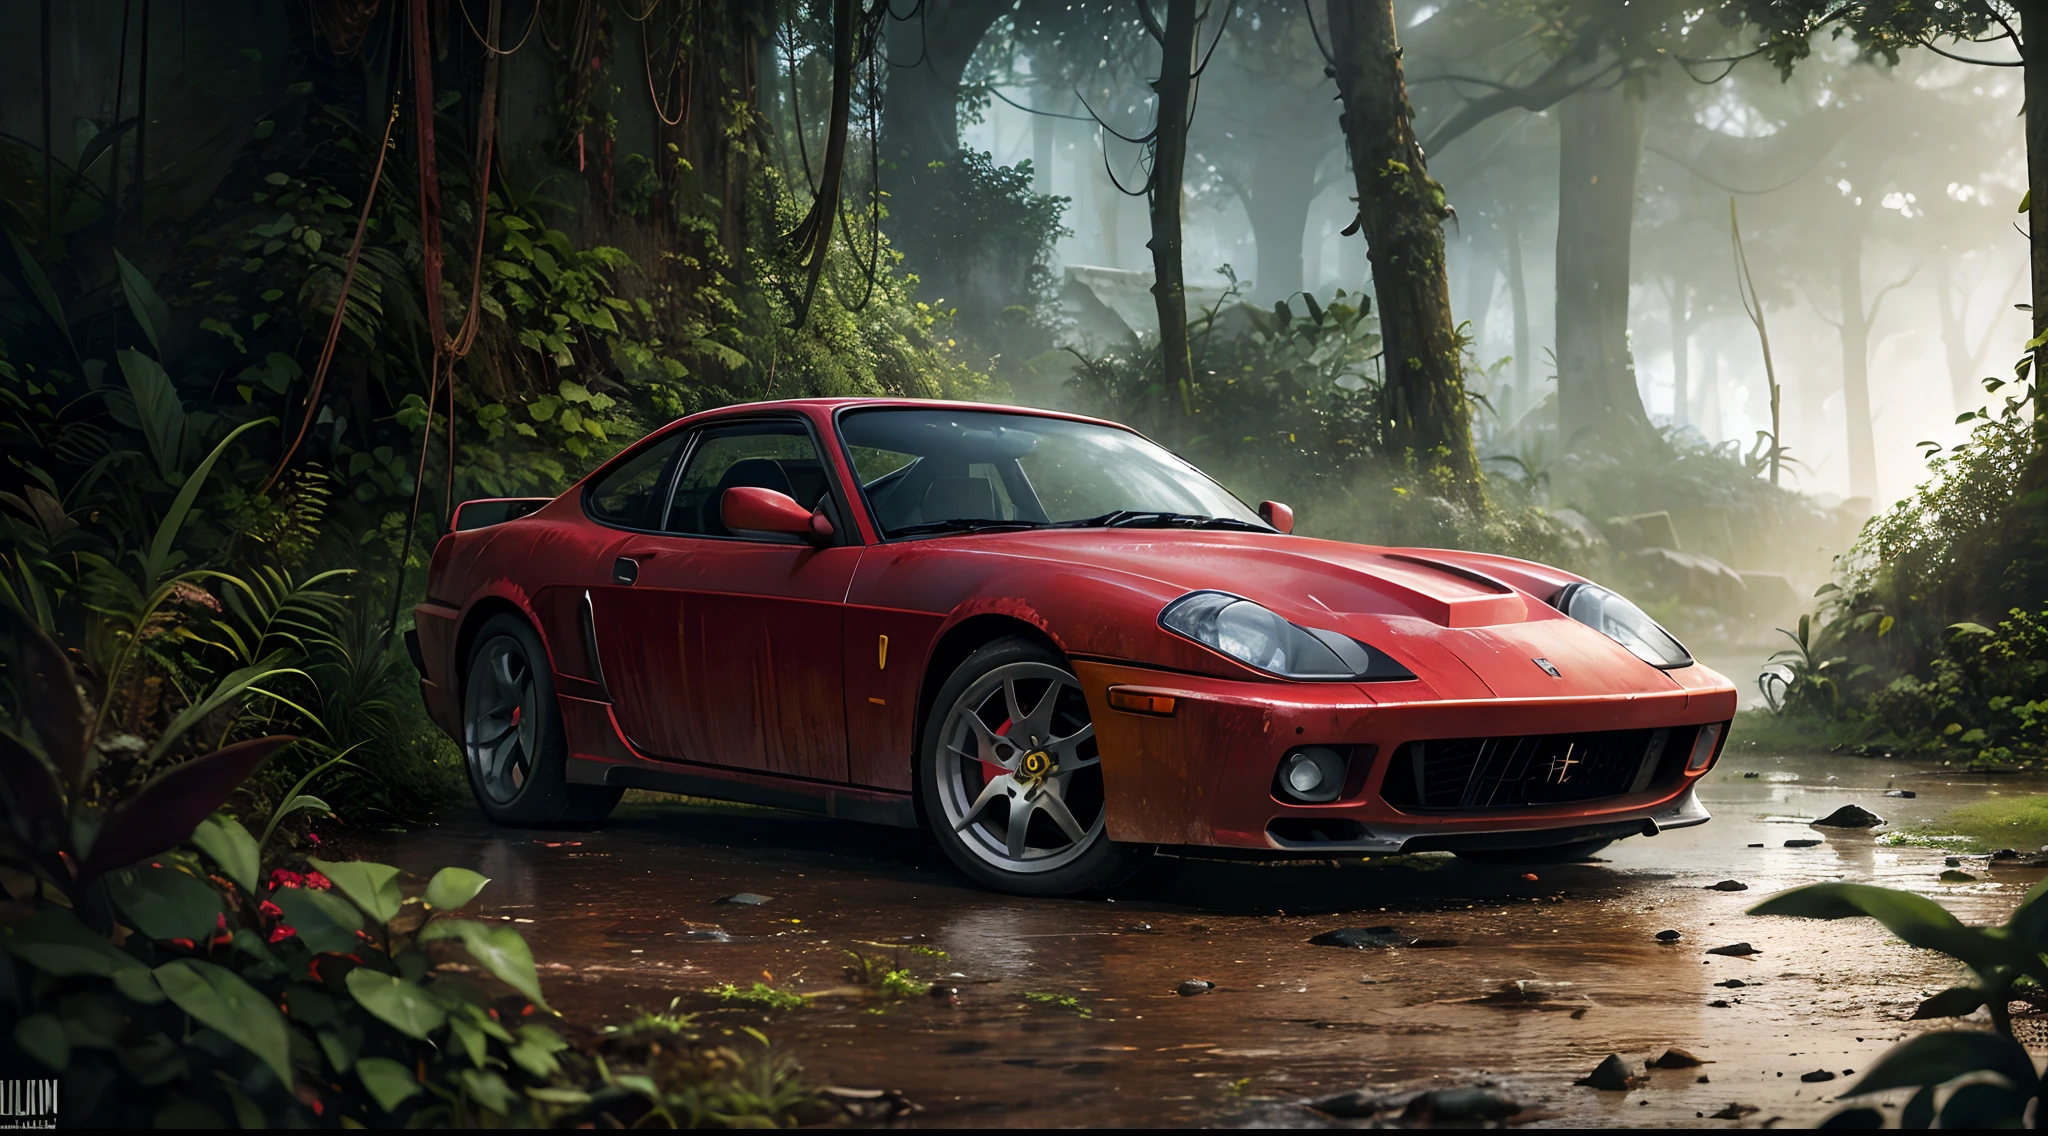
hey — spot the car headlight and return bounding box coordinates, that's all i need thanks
[1159,592,1415,681]
[1554,583,1693,669]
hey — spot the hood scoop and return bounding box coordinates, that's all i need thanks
[1351,553,1528,628]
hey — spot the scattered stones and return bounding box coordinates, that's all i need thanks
[1710,1103,1760,1120]
[717,893,772,906]
[1310,926,1453,949]
[1884,790,1917,799]
[1304,1089,1389,1119]
[1656,929,1682,942]
[819,1087,920,1121]
[1706,942,1760,957]
[1742,771,1761,778]
[929,985,959,1000]
[1714,979,1748,989]
[1705,880,1749,892]
[1176,979,1216,997]
[1993,848,2021,861]
[1785,839,1823,848]
[1707,999,1732,1008]
[1812,805,1885,828]
[1649,1048,1707,1069]
[1576,1054,1640,1091]
[1941,870,1978,883]
[1800,1070,1838,1083]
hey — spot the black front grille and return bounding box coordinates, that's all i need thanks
[1380,727,1686,811]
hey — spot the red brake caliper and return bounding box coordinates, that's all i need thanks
[511,705,522,725]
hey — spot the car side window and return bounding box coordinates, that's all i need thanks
[665,421,835,538]
[584,433,686,529]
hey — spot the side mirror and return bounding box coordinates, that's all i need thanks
[1259,500,1294,534]
[722,487,814,542]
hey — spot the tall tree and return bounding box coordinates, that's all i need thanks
[1139,0,1202,422]
[1327,0,1479,487]
[1553,85,1652,446]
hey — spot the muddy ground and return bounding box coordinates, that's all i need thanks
[355,750,2047,1128]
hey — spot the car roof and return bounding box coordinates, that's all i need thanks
[674,397,1132,434]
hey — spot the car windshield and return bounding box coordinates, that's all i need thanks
[838,407,1269,538]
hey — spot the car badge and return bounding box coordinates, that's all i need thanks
[1533,657,1562,678]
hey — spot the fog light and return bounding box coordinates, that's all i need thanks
[1276,747,1346,804]
[1686,722,1725,773]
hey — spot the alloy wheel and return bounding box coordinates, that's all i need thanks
[465,637,539,806]
[934,661,1106,874]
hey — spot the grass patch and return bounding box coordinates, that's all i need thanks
[1024,992,1092,1018]
[1929,795,2048,854]
[703,982,809,1011]
[1728,709,1881,756]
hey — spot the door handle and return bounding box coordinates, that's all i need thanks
[612,556,640,585]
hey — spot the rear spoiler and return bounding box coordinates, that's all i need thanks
[450,497,552,532]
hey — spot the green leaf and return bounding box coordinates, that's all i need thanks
[450,1014,487,1067]
[155,958,293,1086]
[272,885,364,955]
[0,904,140,977]
[1748,883,2008,973]
[355,1056,424,1113]
[459,1069,518,1114]
[309,857,403,924]
[509,1024,567,1077]
[1940,1082,2031,1127]
[2,225,75,358]
[420,919,549,1010]
[141,417,272,585]
[147,657,307,763]
[345,968,446,1038]
[1909,985,1984,1020]
[117,349,187,482]
[422,867,490,911]
[191,814,261,893]
[14,1013,68,1071]
[108,863,223,942]
[316,1025,361,1072]
[1844,1029,2035,1098]
[114,249,171,358]
[113,967,166,1004]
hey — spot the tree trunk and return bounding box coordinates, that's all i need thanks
[1146,0,1199,424]
[2028,13,2048,415]
[1032,110,1053,195]
[878,0,1010,264]
[1245,154,1316,300]
[1327,0,1478,489]
[1934,249,1974,413]
[1699,338,1722,443]
[1837,230,1878,502]
[1504,209,1530,414]
[1554,87,1652,449]
[1668,281,1689,429]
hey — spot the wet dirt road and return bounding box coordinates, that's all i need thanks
[357,752,2048,1128]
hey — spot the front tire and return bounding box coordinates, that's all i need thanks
[917,637,1145,896]
[462,614,622,826]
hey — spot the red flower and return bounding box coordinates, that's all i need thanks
[260,900,284,918]
[170,938,195,950]
[215,912,228,930]
[268,924,297,944]
[303,870,332,890]
[306,833,322,846]
[268,868,303,890]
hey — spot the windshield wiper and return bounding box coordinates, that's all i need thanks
[886,518,1051,537]
[1059,510,1270,531]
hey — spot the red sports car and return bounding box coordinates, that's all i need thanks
[409,398,1734,895]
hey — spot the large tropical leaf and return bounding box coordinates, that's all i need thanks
[139,416,272,586]
[345,968,447,1038]
[0,603,88,795]
[190,814,261,894]
[75,735,292,882]
[114,249,170,358]
[420,919,549,1010]
[147,654,309,762]
[155,958,293,1085]
[355,1056,425,1112]
[271,885,364,956]
[1,225,74,357]
[422,867,490,911]
[1844,1030,2036,1098]
[309,858,403,924]
[107,863,224,942]
[1749,883,2009,972]
[0,904,141,977]
[117,350,187,482]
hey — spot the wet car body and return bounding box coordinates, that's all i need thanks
[410,398,1734,885]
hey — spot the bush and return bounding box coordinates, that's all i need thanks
[1866,606,2048,764]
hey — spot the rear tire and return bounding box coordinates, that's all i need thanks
[917,637,1146,896]
[1453,838,1614,864]
[462,614,622,826]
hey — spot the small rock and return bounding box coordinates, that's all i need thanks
[1747,843,1765,848]
[717,893,772,906]
[1705,880,1749,892]
[1742,772,1761,778]
[1403,1087,1522,1122]
[1311,926,1408,949]
[1940,869,1978,883]
[1520,873,1539,882]
[1714,979,1747,989]
[1800,1069,1837,1083]
[1785,839,1823,848]
[1177,979,1215,997]
[1706,942,1759,956]
[1946,856,1962,867]
[929,985,959,1000]
[1697,1075,1711,1084]
[1884,789,1917,798]
[1812,804,1885,828]
[1649,1047,1707,1069]
[1576,1054,1639,1091]
[1993,848,2021,861]
[1128,922,1155,933]
[680,928,733,942]
[1710,1103,1759,1119]
[1707,999,1732,1008]
[1655,929,1682,942]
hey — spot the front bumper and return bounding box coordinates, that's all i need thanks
[1072,659,1734,853]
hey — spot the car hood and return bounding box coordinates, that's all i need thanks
[943,528,1682,698]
